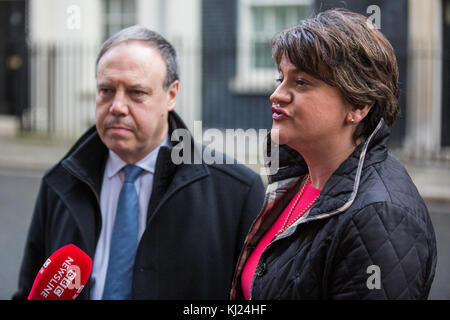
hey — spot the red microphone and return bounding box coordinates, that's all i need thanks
[27,244,92,300]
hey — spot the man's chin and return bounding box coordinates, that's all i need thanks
[109,146,137,163]
[103,137,133,156]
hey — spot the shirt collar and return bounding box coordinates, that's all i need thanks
[106,134,169,178]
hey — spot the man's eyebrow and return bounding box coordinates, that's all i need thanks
[97,81,112,87]
[129,84,150,91]
[96,83,152,92]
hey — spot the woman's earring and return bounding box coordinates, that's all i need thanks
[348,115,355,124]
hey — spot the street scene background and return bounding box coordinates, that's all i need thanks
[1,0,449,299]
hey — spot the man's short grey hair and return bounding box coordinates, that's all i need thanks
[96,25,180,90]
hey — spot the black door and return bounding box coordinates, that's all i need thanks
[0,0,29,117]
[442,0,450,147]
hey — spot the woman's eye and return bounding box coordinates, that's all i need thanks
[296,78,308,86]
[275,77,283,84]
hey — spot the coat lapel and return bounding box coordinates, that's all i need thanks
[146,142,209,227]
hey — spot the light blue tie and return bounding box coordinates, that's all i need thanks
[102,165,143,300]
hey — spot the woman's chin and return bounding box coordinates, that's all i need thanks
[270,125,289,146]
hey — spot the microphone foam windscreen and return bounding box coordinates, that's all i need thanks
[27,244,92,300]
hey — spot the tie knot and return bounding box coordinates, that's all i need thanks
[123,165,143,183]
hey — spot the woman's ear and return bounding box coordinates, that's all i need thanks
[347,103,374,125]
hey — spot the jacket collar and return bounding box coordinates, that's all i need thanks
[265,118,389,184]
[59,126,108,196]
[265,118,389,230]
[308,119,388,218]
[57,111,208,193]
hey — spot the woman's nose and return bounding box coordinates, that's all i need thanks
[270,82,290,105]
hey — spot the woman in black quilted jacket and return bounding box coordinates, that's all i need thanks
[231,8,437,300]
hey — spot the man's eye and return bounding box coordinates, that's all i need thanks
[275,77,283,84]
[100,88,113,95]
[130,89,147,97]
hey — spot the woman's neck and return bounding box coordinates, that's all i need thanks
[295,137,358,190]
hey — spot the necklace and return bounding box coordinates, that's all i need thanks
[275,174,319,238]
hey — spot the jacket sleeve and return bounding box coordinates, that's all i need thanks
[12,180,48,300]
[328,202,436,300]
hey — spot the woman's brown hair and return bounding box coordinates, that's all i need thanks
[272,8,400,141]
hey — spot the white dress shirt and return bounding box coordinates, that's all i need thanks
[90,135,169,299]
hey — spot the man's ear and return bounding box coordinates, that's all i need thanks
[166,80,179,112]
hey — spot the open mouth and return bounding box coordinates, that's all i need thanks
[271,106,288,120]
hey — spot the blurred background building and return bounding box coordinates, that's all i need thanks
[0,0,449,299]
[0,0,448,159]
[0,0,201,138]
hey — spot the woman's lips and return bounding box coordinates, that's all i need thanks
[271,106,289,120]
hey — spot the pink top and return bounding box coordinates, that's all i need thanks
[241,179,321,300]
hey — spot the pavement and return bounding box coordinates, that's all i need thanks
[389,148,450,203]
[0,134,73,173]
[401,159,450,203]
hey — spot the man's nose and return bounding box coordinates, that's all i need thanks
[109,91,129,115]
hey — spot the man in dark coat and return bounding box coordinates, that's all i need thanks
[14,26,264,300]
